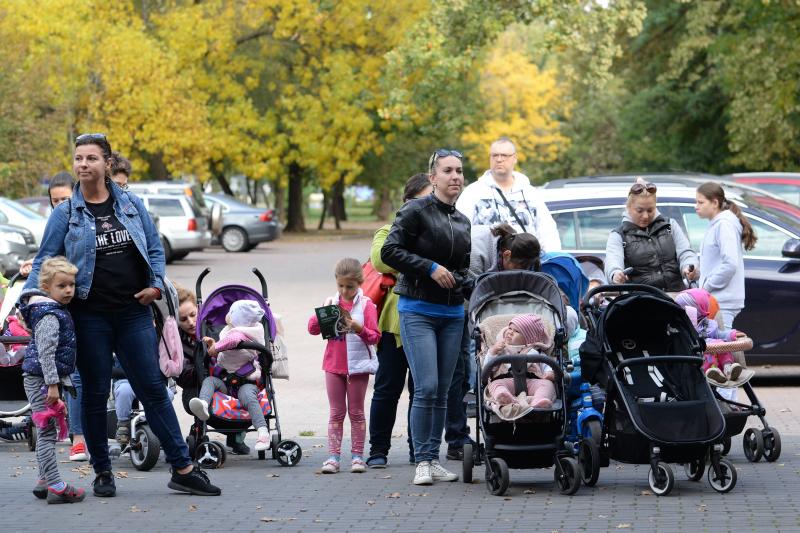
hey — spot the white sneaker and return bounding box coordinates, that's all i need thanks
[430,460,458,482]
[705,367,726,384]
[189,398,210,421]
[254,428,270,451]
[413,461,433,485]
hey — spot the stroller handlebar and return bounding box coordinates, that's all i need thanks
[614,355,703,379]
[481,353,564,384]
[236,341,274,371]
[582,283,670,310]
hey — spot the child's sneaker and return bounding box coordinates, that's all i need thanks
[705,367,726,384]
[69,441,88,461]
[46,484,86,504]
[430,460,458,482]
[115,420,130,447]
[413,461,433,485]
[726,363,743,381]
[351,457,366,473]
[321,458,340,474]
[33,479,47,500]
[254,427,270,452]
[188,398,210,421]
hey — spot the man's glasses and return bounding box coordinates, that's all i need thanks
[75,133,107,144]
[629,182,657,195]
[429,149,463,172]
[490,152,516,161]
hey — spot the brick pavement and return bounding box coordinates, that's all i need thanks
[2,385,799,533]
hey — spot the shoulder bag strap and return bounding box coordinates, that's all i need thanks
[493,187,527,233]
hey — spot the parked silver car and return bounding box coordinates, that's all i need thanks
[204,193,281,252]
[0,197,48,245]
[139,194,211,263]
[0,221,37,276]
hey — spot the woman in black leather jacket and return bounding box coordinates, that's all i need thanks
[381,149,471,486]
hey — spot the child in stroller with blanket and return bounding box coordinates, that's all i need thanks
[189,299,271,453]
[485,314,556,410]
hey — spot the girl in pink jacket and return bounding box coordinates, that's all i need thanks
[308,258,380,474]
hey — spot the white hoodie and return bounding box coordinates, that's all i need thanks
[456,170,561,252]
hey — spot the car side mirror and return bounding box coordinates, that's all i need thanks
[782,238,800,259]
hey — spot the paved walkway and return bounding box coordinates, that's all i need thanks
[2,385,798,532]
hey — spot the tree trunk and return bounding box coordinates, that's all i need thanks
[147,152,170,181]
[375,186,393,221]
[284,162,306,232]
[331,175,347,223]
[214,170,234,196]
[272,179,285,223]
[317,191,328,230]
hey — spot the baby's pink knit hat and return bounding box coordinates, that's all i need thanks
[509,314,552,350]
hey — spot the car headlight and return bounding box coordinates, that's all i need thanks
[0,231,26,245]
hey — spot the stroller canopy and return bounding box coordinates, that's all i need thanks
[541,252,589,314]
[469,270,566,329]
[197,285,276,340]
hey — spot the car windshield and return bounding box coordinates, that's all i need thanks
[1,198,46,220]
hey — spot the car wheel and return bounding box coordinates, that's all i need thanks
[221,227,249,253]
[171,251,189,261]
[161,237,174,264]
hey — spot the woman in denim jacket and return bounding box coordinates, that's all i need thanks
[24,134,220,498]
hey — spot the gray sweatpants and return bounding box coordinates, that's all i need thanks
[198,377,266,429]
[23,375,62,485]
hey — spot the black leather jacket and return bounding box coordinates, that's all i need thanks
[381,193,472,306]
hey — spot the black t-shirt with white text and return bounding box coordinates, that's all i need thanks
[71,195,148,312]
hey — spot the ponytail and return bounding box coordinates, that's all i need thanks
[696,181,757,251]
[727,201,757,251]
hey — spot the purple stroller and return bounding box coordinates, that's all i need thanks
[185,267,301,468]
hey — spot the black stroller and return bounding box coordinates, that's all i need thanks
[463,270,582,496]
[185,268,301,468]
[581,284,737,495]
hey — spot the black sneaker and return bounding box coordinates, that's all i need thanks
[229,441,250,455]
[168,465,221,496]
[0,423,28,442]
[446,447,465,461]
[92,471,116,497]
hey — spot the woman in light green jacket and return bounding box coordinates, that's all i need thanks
[366,174,432,468]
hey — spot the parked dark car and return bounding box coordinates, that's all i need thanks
[204,193,281,252]
[540,180,800,364]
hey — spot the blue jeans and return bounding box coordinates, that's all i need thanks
[445,315,471,449]
[368,333,414,459]
[66,370,82,436]
[73,304,191,473]
[400,311,464,463]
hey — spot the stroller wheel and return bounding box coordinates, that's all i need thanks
[270,432,281,460]
[195,441,225,469]
[485,458,509,496]
[462,443,474,484]
[683,458,705,482]
[647,462,675,496]
[186,435,197,458]
[27,420,36,452]
[762,427,782,462]
[579,439,600,487]
[708,458,737,493]
[742,428,764,462]
[130,425,161,471]
[275,440,302,466]
[554,456,581,495]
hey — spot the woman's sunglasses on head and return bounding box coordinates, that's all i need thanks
[629,182,657,195]
[428,149,463,172]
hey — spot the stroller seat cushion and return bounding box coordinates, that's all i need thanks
[210,389,271,421]
[706,368,755,389]
[478,314,556,359]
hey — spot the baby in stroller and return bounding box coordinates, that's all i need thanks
[485,314,556,409]
[189,299,271,453]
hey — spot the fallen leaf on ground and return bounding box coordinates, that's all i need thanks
[256,505,262,510]
[697,504,707,512]
[386,492,401,499]
[503,497,512,501]
[260,517,296,523]
[366,500,375,506]
[598,515,608,519]
[130,506,141,513]
[188,505,197,512]
[265,473,279,478]
[381,474,392,479]
[115,471,128,479]
[617,524,631,529]
[523,489,535,494]
[640,489,653,496]
[779,408,791,412]
[312,444,324,448]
